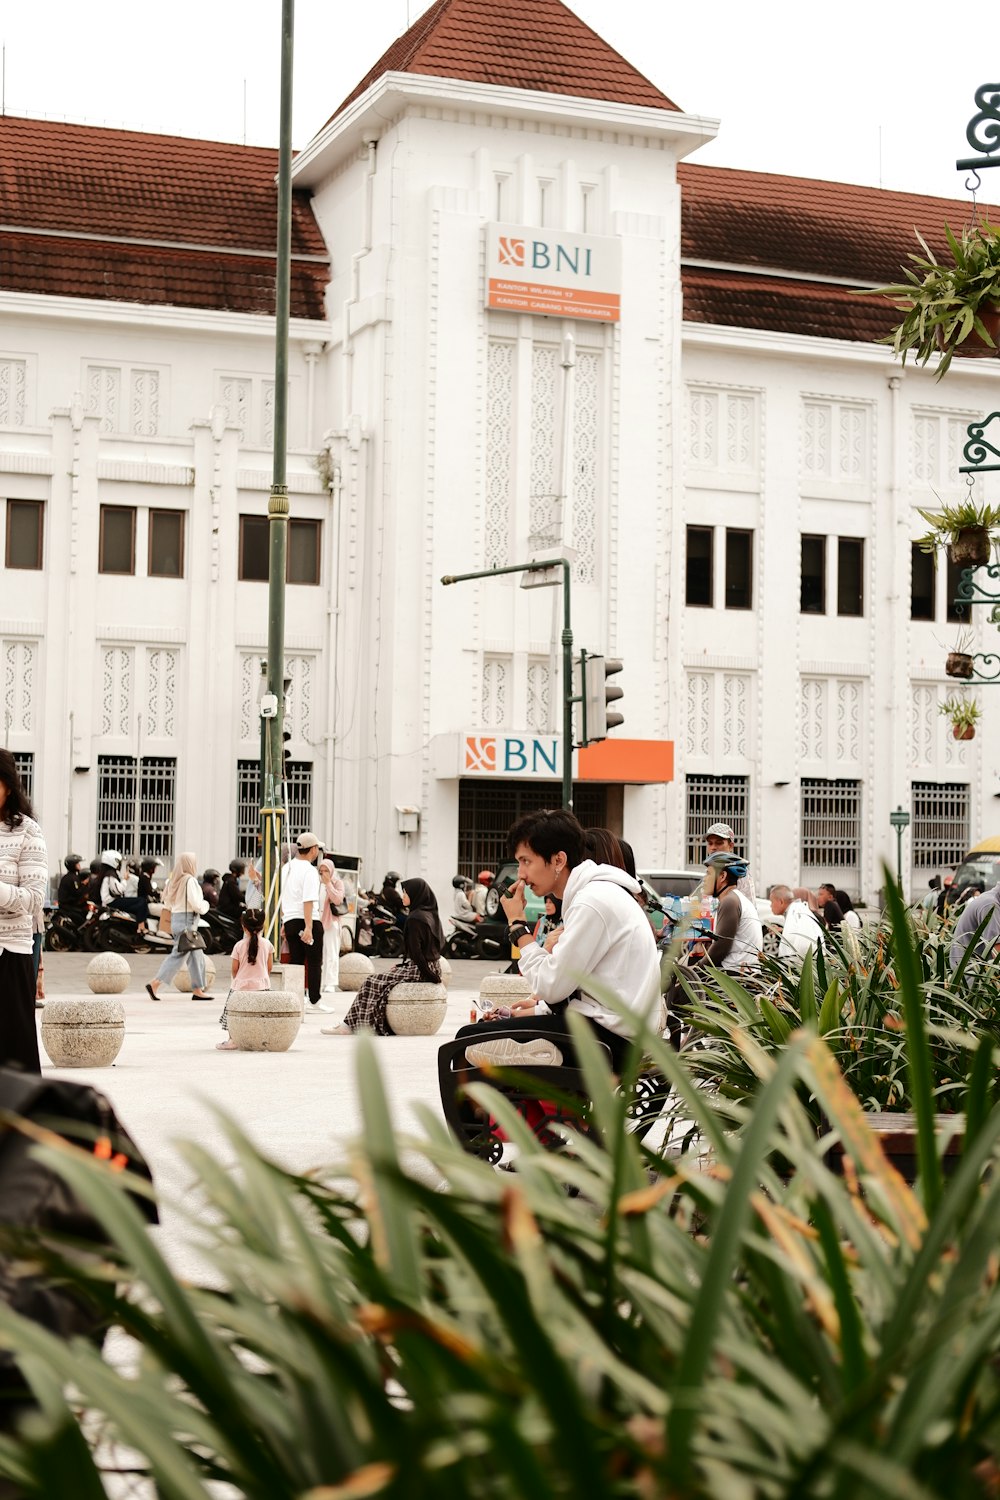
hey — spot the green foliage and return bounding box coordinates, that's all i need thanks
[870,218,1000,376]
[915,496,1000,556]
[1,909,1000,1495]
[939,693,981,734]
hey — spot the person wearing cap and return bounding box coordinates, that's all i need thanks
[281,832,324,1006]
[704,822,756,904]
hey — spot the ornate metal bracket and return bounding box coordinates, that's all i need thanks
[955,562,1000,607]
[959,412,1000,474]
[970,652,1000,683]
[956,84,1000,171]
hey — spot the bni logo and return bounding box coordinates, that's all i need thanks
[497,236,525,267]
[465,735,496,772]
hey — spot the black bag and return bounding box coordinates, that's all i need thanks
[334,901,349,917]
[177,926,206,953]
[0,1070,157,1408]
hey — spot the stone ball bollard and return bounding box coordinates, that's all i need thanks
[225,990,301,1052]
[385,982,449,1037]
[438,955,452,989]
[172,954,217,993]
[41,996,125,1068]
[339,952,375,992]
[479,973,533,1008]
[86,952,131,995]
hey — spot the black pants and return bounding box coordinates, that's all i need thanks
[455,1009,633,1072]
[284,919,323,1003]
[0,949,40,1074]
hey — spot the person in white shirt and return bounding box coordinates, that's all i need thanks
[769,885,825,962]
[282,831,324,1005]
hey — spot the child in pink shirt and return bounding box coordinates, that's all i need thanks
[217,908,273,1050]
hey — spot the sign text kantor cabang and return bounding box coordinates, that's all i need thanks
[485,223,622,323]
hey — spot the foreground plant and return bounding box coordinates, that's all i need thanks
[0,903,999,1495]
[872,217,1000,376]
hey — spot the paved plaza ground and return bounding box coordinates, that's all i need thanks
[35,951,489,1276]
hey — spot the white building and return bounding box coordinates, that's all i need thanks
[1,0,998,904]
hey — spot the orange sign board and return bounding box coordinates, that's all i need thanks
[576,738,674,785]
[486,223,621,325]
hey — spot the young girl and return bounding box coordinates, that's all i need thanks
[217,908,273,1051]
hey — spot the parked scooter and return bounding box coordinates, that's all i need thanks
[202,907,241,955]
[355,892,405,958]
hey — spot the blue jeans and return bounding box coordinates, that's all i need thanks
[154,913,207,990]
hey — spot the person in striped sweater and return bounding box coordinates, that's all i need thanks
[0,750,48,1073]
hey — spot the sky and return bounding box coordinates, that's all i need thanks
[1,0,997,209]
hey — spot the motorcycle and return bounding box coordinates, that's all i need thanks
[44,907,90,952]
[445,913,507,961]
[355,892,404,958]
[202,908,242,955]
[78,907,173,954]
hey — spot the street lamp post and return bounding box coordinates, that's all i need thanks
[260,0,294,952]
[889,805,910,891]
[442,560,575,810]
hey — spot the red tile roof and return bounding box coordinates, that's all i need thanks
[678,162,1000,342]
[0,115,328,318]
[331,0,680,122]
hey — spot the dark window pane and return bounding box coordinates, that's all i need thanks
[911,544,935,621]
[288,519,320,586]
[240,516,269,581]
[99,507,135,575]
[149,510,184,578]
[686,526,713,607]
[725,529,753,609]
[837,537,864,617]
[947,554,968,624]
[6,500,42,569]
[800,535,826,614]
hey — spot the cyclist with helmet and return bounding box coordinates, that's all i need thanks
[57,854,88,916]
[472,870,494,919]
[694,852,763,975]
[218,859,246,922]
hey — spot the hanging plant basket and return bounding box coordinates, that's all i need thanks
[949,526,992,568]
[951,303,1000,359]
[953,722,976,741]
[946,651,975,679]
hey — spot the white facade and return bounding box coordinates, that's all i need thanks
[2,67,999,904]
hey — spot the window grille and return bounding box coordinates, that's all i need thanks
[96,755,175,858]
[911,782,970,868]
[12,752,33,808]
[800,778,861,868]
[236,760,313,858]
[685,775,749,867]
[457,781,608,881]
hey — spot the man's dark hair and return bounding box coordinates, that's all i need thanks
[508,808,585,868]
[0,748,33,829]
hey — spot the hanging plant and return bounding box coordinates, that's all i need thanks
[945,627,976,680]
[939,693,981,740]
[870,218,1000,377]
[915,496,1000,567]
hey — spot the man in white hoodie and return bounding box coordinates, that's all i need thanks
[462,808,661,1069]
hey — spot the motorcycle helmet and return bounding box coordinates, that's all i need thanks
[99,849,122,870]
[229,859,246,876]
[140,858,160,875]
[477,870,494,886]
[89,860,101,874]
[384,871,401,885]
[451,875,467,889]
[203,868,220,884]
[64,853,83,870]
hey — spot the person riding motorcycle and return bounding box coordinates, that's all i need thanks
[381,871,404,921]
[218,859,246,922]
[201,869,220,909]
[472,870,494,919]
[57,854,89,915]
[452,876,479,923]
[98,850,125,909]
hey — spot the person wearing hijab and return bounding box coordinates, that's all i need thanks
[145,852,213,1000]
[318,858,346,994]
[322,876,442,1036]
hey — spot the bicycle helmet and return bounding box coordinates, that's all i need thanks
[477,870,494,886]
[704,851,749,880]
[64,853,83,870]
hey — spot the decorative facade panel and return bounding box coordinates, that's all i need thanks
[722,673,748,758]
[685,673,712,758]
[87,365,121,433]
[101,647,133,736]
[801,676,863,773]
[834,679,861,763]
[481,655,510,729]
[0,359,27,427]
[688,386,759,474]
[529,344,558,543]
[802,398,870,483]
[800,677,824,763]
[572,351,599,584]
[2,640,35,736]
[239,653,263,742]
[129,369,160,437]
[286,655,314,742]
[145,648,177,738]
[526,657,551,733]
[484,340,514,570]
[911,409,978,491]
[262,380,275,446]
[218,377,251,438]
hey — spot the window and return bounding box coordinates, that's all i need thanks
[149,510,184,578]
[911,543,935,621]
[685,774,749,868]
[686,526,714,607]
[96,754,175,857]
[240,516,320,584]
[911,782,970,869]
[235,759,313,858]
[725,529,753,609]
[946,555,967,624]
[6,500,43,569]
[99,506,136,575]
[12,752,33,808]
[837,537,864,616]
[800,535,826,613]
[800,779,861,868]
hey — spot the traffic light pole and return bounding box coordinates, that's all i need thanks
[442,559,575,811]
[260,0,294,952]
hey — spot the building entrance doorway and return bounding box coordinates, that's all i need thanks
[457,780,611,879]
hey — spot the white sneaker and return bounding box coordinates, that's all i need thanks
[321,1023,352,1036]
[464,1037,563,1070]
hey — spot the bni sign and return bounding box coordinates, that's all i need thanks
[464,733,561,778]
[485,223,621,324]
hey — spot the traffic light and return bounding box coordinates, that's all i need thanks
[581,653,624,744]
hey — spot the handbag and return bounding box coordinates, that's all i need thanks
[334,900,349,917]
[177,879,207,953]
